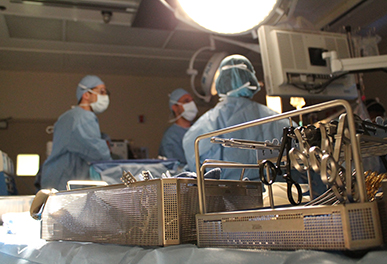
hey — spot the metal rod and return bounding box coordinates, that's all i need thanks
[239,168,246,181]
[306,169,314,200]
[194,99,366,215]
[266,166,275,209]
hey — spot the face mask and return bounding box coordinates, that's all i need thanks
[80,89,110,114]
[90,94,109,114]
[169,100,198,122]
[180,101,198,121]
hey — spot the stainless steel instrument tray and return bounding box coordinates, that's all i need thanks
[196,202,382,250]
[194,100,383,251]
[41,178,262,246]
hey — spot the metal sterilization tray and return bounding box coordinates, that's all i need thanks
[196,202,382,250]
[41,178,262,246]
[193,100,384,250]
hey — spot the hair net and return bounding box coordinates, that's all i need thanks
[76,75,104,102]
[215,54,260,98]
[169,88,189,110]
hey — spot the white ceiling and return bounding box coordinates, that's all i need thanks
[0,0,387,78]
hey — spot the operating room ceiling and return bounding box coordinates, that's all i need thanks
[0,0,387,78]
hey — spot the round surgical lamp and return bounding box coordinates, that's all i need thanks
[202,52,228,97]
[174,0,289,35]
[187,48,228,102]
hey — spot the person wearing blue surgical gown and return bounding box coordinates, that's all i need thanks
[182,55,292,181]
[159,88,198,166]
[40,75,112,190]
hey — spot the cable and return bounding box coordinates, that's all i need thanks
[291,72,349,94]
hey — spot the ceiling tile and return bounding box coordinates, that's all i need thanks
[5,15,63,41]
[65,21,171,48]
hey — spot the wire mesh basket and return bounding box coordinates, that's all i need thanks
[41,178,262,246]
[196,202,382,250]
[193,100,384,250]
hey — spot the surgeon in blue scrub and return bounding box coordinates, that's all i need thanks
[158,88,198,166]
[40,75,112,190]
[183,55,291,181]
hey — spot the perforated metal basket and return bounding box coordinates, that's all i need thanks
[193,100,383,251]
[41,178,262,246]
[196,202,382,250]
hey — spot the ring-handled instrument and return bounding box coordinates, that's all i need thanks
[288,127,314,199]
[272,126,303,205]
[319,114,359,203]
[308,122,333,171]
[259,160,277,208]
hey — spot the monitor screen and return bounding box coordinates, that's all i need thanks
[257,25,357,99]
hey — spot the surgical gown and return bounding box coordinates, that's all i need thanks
[41,107,111,190]
[159,123,188,165]
[183,97,291,181]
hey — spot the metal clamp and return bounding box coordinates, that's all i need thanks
[121,170,137,186]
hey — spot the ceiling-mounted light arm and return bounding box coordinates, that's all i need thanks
[188,36,216,72]
[187,45,216,102]
[187,34,263,103]
[272,0,298,25]
[158,0,175,13]
[211,35,261,54]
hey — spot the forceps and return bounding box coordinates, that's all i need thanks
[309,123,333,172]
[319,114,359,203]
[288,127,314,199]
[289,125,333,199]
[265,127,302,205]
[259,160,277,208]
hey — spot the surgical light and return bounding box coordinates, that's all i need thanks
[177,0,278,35]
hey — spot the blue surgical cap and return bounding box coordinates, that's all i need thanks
[76,75,104,102]
[169,88,189,110]
[215,54,260,98]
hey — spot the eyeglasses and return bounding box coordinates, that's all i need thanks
[90,88,111,96]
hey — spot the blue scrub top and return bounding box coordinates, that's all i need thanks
[159,123,188,165]
[41,107,111,190]
[183,97,291,181]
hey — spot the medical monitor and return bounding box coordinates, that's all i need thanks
[257,25,357,99]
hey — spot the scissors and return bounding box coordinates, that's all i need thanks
[260,126,302,206]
